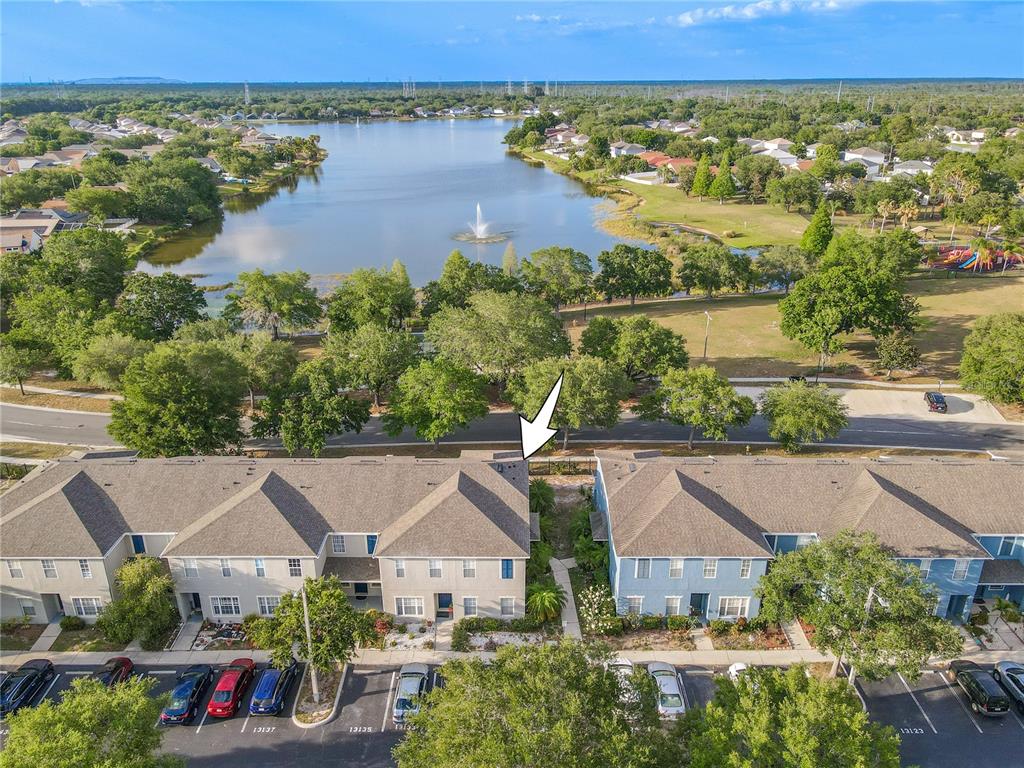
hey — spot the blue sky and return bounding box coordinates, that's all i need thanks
[2,1,1022,83]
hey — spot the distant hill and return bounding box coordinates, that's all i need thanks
[72,76,186,85]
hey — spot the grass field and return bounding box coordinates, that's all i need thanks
[0,441,83,460]
[48,626,125,653]
[0,387,114,413]
[562,273,1024,381]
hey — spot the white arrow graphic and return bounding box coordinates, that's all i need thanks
[518,372,563,460]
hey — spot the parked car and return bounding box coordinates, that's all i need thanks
[89,657,134,687]
[992,661,1024,714]
[605,657,637,705]
[947,660,1010,716]
[924,391,947,413]
[207,658,256,718]
[249,659,299,716]
[647,662,686,719]
[392,663,429,725]
[0,659,55,719]
[727,662,750,682]
[161,665,214,725]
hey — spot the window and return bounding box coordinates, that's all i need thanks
[211,596,241,616]
[183,559,198,578]
[7,560,23,579]
[394,559,406,578]
[254,558,267,577]
[501,559,514,580]
[257,596,281,616]
[669,559,684,578]
[953,559,970,581]
[131,535,146,554]
[795,534,817,549]
[221,559,232,577]
[999,537,1023,557]
[626,596,643,614]
[463,597,478,616]
[739,559,752,579]
[428,560,442,578]
[332,534,346,554]
[366,535,377,555]
[462,559,477,578]
[288,558,302,577]
[917,559,932,580]
[702,558,718,579]
[500,597,515,617]
[41,559,57,579]
[72,597,102,617]
[718,597,750,619]
[666,596,683,616]
[79,559,92,579]
[395,597,424,617]
[635,559,651,579]
[19,599,36,618]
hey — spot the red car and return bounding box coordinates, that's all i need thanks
[89,657,134,687]
[206,658,256,718]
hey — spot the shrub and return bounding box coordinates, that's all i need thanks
[423,640,435,650]
[529,478,555,517]
[641,614,664,631]
[735,616,749,631]
[667,615,695,631]
[59,615,86,631]
[576,584,621,636]
[1,616,28,633]
[483,638,499,652]
[623,612,644,632]
[708,619,732,637]
[527,540,554,583]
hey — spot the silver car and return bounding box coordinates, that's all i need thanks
[392,663,429,724]
[605,658,636,705]
[993,661,1024,714]
[647,662,686,719]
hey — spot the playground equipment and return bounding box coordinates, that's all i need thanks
[934,244,1024,272]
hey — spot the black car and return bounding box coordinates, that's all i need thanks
[947,660,1011,716]
[89,657,134,687]
[0,659,55,718]
[160,664,214,725]
[925,391,948,413]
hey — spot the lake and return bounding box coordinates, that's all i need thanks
[143,119,630,289]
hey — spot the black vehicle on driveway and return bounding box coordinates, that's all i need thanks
[947,660,1011,716]
[925,391,948,413]
[160,664,215,725]
[0,659,55,719]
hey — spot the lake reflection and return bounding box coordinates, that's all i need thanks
[143,119,630,287]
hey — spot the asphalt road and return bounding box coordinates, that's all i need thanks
[3,403,1022,454]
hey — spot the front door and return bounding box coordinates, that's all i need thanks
[191,593,202,611]
[436,593,453,619]
[946,594,968,622]
[354,583,369,600]
[689,593,709,620]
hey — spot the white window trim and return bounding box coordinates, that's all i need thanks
[72,596,102,617]
[394,596,425,617]
[462,559,477,578]
[18,599,36,617]
[626,596,644,614]
[221,559,232,577]
[669,559,684,579]
[918,559,932,580]
[665,596,683,616]
[500,596,516,617]
[183,558,198,578]
[7,560,24,579]
[257,596,281,617]
[41,559,57,579]
[394,559,406,578]
[635,558,651,579]
[717,596,750,619]
[428,559,442,578]
[703,558,718,579]
[952,559,970,581]
[288,558,302,577]
[210,596,241,616]
[739,559,752,579]
[463,596,478,616]
[79,559,92,579]
[332,534,346,554]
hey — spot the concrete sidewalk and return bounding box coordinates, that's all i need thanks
[550,557,582,640]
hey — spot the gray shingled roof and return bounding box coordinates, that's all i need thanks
[980,559,1024,585]
[0,454,529,559]
[323,557,381,582]
[597,452,1023,559]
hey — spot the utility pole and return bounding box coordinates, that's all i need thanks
[836,80,843,105]
[702,311,712,360]
[244,82,250,106]
[301,586,320,704]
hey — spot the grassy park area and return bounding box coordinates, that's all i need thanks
[562,273,1024,382]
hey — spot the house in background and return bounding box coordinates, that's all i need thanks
[610,141,646,157]
[593,451,1023,624]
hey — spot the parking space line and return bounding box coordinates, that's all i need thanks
[938,672,983,734]
[38,673,61,701]
[148,670,177,675]
[66,671,90,676]
[240,711,251,733]
[381,671,396,733]
[676,673,690,710]
[1010,709,1024,731]
[898,673,938,734]
[195,709,209,734]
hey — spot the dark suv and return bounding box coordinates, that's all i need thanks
[925,391,947,413]
[947,660,1011,716]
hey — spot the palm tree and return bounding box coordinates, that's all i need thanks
[897,201,920,229]
[526,581,566,623]
[876,200,900,233]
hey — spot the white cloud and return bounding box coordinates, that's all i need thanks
[668,0,850,28]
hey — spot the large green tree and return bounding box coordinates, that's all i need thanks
[579,315,688,381]
[799,200,834,258]
[638,366,755,449]
[383,358,489,444]
[2,676,182,768]
[393,642,669,768]
[95,556,180,650]
[420,249,521,316]
[594,244,673,306]
[690,154,713,200]
[35,228,129,307]
[113,272,206,341]
[253,358,370,457]
[734,153,784,202]
[224,269,322,339]
[73,332,154,391]
[757,531,963,681]
[520,246,593,310]
[426,290,570,388]
[508,356,629,449]
[959,312,1024,404]
[755,244,810,293]
[674,665,901,768]
[325,323,418,407]
[676,243,751,298]
[758,381,849,452]
[0,330,47,394]
[325,261,416,332]
[225,331,299,411]
[707,151,736,204]
[109,341,247,456]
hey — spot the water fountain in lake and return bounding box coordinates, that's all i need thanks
[454,202,510,244]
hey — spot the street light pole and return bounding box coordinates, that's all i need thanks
[301,585,320,704]
[702,311,712,361]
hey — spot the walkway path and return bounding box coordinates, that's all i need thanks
[28,621,62,652]
[169,615,204,652]
[781,619,813,651]
[7,384,121,400]
[549,557,582,640]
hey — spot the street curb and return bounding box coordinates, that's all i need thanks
[291,662,347,729]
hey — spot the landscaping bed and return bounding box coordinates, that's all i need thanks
[294,663,343,725]
[450,616,559,652]
[191,621,254,651]
[49,626,126,653]
[0,620,46,651]
[602,626,698,651]
[384,619,437,650]
[707,618,791,650]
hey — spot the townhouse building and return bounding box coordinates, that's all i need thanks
[0,451,530,626]
[593,451,1024,623]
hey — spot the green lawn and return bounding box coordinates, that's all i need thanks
[48,627,126,653]
[562,273,1024,381]
[0,623,46,651]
